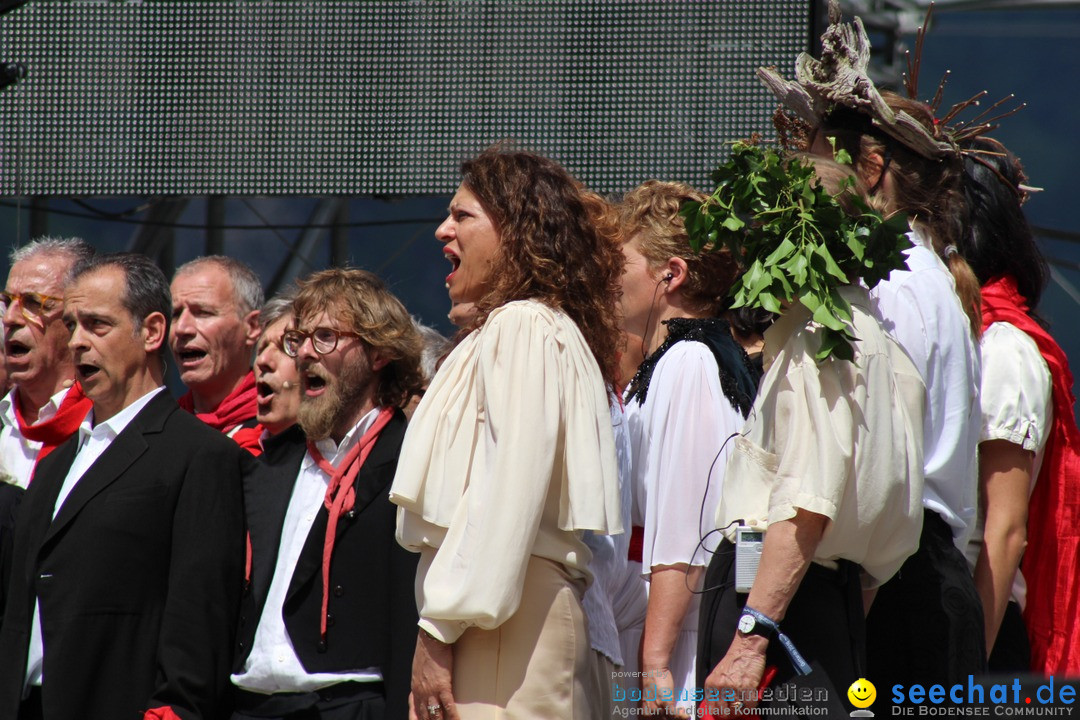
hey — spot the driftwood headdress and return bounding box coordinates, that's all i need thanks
[758,1,1023,160]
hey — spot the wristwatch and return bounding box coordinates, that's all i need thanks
[737,606,778,638]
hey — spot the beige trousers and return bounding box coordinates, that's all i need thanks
[453,557,590,719]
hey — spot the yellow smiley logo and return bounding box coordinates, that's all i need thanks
[847,678,876,709]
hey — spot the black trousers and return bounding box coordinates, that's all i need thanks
[231,682,386,720]
[697,540,862,713]
[990,600,1031,674]
[866,510,987,695]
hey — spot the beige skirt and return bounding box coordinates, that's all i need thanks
[453,556,590,719]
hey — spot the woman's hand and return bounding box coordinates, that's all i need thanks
[409,630,460,720]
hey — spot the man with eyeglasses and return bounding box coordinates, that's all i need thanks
[0,252,248,720]
[170,256,263,452]
[231,268,423,720]
[0,237,96,487]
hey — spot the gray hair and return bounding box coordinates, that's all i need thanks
[174,255,264,315]
[10,236,96,283]
[71,253,172,356]
[259,289,297,332]
[413,319,450,383]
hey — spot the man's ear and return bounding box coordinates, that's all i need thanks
[368,349,390,373]
[243,309,260,348]
[142,311,167,354]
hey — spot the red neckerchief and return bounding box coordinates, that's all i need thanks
[306,407,393,643]
[13,382,93,481]
[230,424,264,457]
[178,370,258,435]
[981,275,1080,674]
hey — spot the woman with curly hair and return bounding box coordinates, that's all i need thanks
[390,147,625,720]
[616,180,759,717]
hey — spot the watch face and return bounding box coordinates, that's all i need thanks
[738,614,756,634]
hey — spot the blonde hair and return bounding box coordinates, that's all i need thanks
[619,180,740,317]
[293,268,424,408]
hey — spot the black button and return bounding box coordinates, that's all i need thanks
[238,640,245,649]
[333,585,344,597]
[346,510,356,519]
[317,640,327,653]
[326,613,336,627]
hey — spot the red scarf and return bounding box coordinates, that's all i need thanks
[230,424,265,457]
[981,275,1080,674]
[178,370,258,435]
[13,382,93,480]
[306,407,393,643]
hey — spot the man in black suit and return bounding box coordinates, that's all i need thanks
[232,268,424,720]
[0,253,248,720]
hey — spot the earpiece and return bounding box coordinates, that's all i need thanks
[663,273,674,283]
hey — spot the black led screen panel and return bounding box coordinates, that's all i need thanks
[0,1,810,196]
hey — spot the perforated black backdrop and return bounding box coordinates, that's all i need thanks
[0,1,810,196]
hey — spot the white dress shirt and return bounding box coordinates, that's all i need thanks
[0,387,71,488]
[232,407,382,694]
[24,386,165,691]
[869,228,981,547]
[581,394,634,665]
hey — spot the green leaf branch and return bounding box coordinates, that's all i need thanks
[683,140,911,362]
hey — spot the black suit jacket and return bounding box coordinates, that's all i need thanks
[236,412,418,718]
[0,390,249,720]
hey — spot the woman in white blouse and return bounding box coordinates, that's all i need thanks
[390,147,625,720]
[957,137,1080,673]
[617,180,759,717]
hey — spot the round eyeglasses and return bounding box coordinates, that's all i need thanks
[281,327,363,358]
[0,290,64,320]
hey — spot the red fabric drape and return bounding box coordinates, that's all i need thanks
[306,407,394,643]
[13,382,93,482]
[178,370,258,436]
[982,275,1080,674]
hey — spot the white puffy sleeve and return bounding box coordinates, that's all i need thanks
[980,321,1052,452]
[639,342,745,572]
[393,301,621,643]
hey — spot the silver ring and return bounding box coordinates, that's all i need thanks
[427,705,442,717]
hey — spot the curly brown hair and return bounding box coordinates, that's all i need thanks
[293,268,425,409]
[820,92,982,335]
[618,180,741,317]
[459,147,624,388]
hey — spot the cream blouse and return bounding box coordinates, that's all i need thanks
[390,299,622,643]
[716,286,927,587]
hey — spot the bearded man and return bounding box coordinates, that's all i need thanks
[231,268,423,720]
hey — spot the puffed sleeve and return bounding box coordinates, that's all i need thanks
[415,303,620,643]
[639,343,744,572]
[980,322,1053,451]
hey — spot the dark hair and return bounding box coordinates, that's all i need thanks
[71,253,172,355]
[820,92,982,335]
[958,137,1048,311]
[460,146,623,388]
[293,267,425,409]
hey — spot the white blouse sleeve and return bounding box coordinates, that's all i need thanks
[641,342,745,572]
[980,322,1052,452]
[415,302,619,643]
